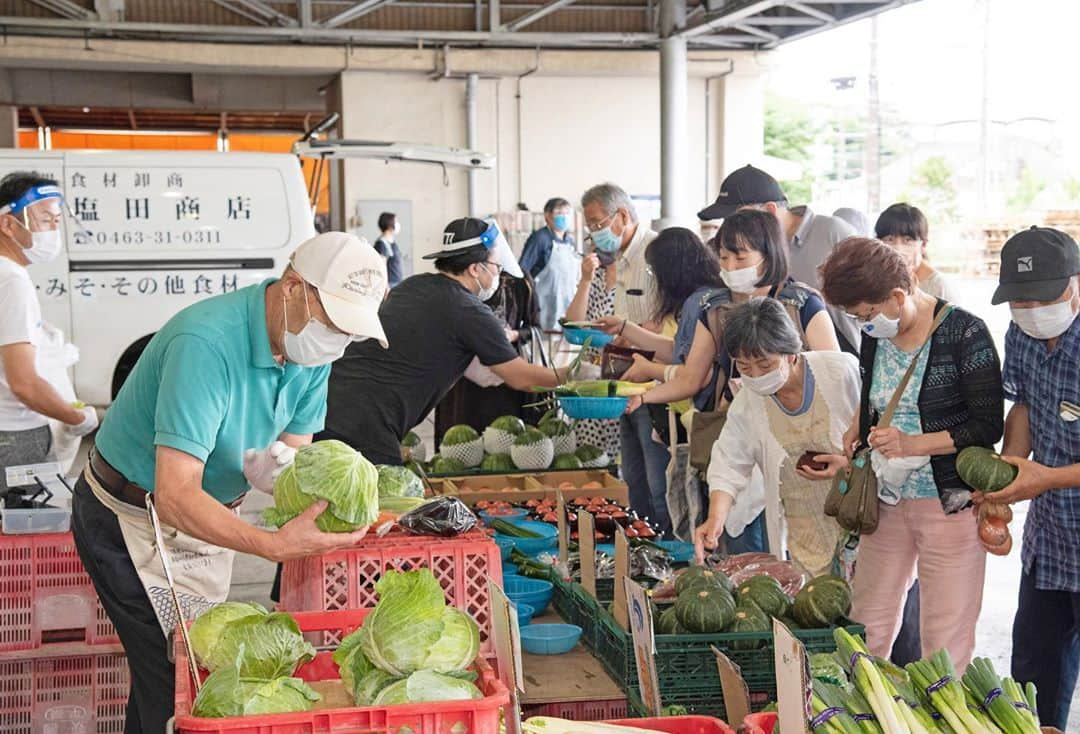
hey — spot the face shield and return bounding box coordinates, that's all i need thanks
[0,185,67,264]
[482,218,524,279]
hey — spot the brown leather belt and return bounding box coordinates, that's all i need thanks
[88,449,246,510]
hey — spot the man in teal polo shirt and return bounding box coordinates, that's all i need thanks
[72,232,388,734]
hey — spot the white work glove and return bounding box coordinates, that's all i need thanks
[65,405,99,437]
[243,441,297,493]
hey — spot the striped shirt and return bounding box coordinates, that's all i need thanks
[1002,318,1080,592]
[613,224,658,326]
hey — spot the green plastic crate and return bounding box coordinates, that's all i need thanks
[594,606,864,710]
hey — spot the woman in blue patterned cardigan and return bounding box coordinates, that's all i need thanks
[819,237,1004,671]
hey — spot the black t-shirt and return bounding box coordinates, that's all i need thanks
[323,273,519,464]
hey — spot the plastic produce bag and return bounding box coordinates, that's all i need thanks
[398,497,478,537]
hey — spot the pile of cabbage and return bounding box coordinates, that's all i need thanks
[333,569,483,706]
[189,602,320,717]
[262,440,429,533]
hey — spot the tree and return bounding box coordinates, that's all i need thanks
[900,156,958,225]
[763,98,818,204]
[1006,164,1045,215]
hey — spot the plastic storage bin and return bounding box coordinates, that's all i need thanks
[606,716,736,734]
[0,530,119,653]
[277,528,502,654]
[1,505,71,534]
[173,609,509,734]
[0,649,129,734]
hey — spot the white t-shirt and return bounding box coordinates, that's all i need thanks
[0,257,49,430]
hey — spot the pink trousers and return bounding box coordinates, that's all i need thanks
[851,498,986,670]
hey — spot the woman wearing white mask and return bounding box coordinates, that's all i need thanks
[0,172,97,492]
[620,209,839,553]
[691,298,859,577]
[819,237,1004,670]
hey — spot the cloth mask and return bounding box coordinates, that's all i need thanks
[721,263,761,294]
[24,228,63,264]
[283,282,352,366]
[743,357,791,396]
[1010,300,1078,340]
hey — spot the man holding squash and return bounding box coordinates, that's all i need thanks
[983,226,1080,731]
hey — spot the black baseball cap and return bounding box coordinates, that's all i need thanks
[991,226,1080,304]
[698,164,787,221]
[421,217,495,259]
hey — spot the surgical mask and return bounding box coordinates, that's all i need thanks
[24,228,63,264]
[721,263,761,294]
[393,221,401,234]
[743,357,791,396]
[553,214,570,232]
[283,282,352,366]
[1011,300,1078,340]
[590,224,621,253]
[859,305,901,339]
[475,264,499,302]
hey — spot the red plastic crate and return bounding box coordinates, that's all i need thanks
[173,608,510,734]
[278,529,503,654]
[0,530,119,653]
[522,698,629,721]
[0,648,129,733]
[606,717,736,734]
[741,711,777,734]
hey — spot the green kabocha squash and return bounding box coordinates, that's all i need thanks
[792,575,852,629]
[956,446,1018,493]
[675,566,733,597]
[675,588,735,634]
[656,605,687,635]
[728,604,771,650]
[736,575,793,618]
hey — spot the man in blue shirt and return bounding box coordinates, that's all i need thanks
[72,232,387,734]
[518,197,579,329]
[979,226,1080,730]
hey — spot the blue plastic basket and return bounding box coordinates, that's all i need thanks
[513,602,536,627]
[494,536,515,561]
[494,520,558,554]
[520,623,583,655]
[656,540,696,563]
[505,577,554,613]
[480,508,529,527]
[563,327,614,347]
[558,396,629,420]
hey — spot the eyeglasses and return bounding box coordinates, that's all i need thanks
[584,211,617,234]
[483,261,503,275]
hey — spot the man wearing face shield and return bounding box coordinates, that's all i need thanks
[0,172,97,492]
[320,218,570,466]
[976,227,1080,730]
[72,232,387,734]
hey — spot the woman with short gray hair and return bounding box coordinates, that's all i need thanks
[694,298,861,577]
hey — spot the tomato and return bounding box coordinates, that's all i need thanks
[625,527,639,538]
[541,512,559,523]
[637,527,657,538]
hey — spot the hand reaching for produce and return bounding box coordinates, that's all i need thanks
[693,516,725,565]
[243,440,296,493]
[794,453,848,481]
[270,501,369,561]
[973,454,1052,505]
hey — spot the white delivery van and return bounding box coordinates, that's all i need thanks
[0,150,316,407]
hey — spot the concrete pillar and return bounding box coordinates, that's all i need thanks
[0,106,19,148]
[466,72,479,217]
[659,0,689,229]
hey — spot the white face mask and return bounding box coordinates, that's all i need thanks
[24,228,63,264]
[721,263,761,294]
[1011,299,1078,340]
[475,263,499,302]
[742,357,791,396]
[857,298,902,339]
[283,281,352,366]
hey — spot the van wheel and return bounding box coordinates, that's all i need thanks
[112,335,154,399]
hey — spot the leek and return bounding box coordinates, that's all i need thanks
[835,628,911,734]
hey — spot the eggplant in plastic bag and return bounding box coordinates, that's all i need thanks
[398,496,478,537]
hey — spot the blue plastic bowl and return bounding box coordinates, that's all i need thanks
[513,602,536,627]
[502,560,520,577]
[595,543,615,557]
[563,327,614,347]
[520,623,582,655]
[494,536,515,561]
[505,578,554,614]
[481,508,529,527]
[495,520,558,555]
[558,396,629,420]
[657,540,695,563]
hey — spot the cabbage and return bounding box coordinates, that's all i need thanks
[189,602,267,669]
[377,465,425,499]
[373,670,482,705]
[359,570,479,676]
[264,440,379,532]
[192,649,320,718]
[354,668,401,705]
[204,611,316,679]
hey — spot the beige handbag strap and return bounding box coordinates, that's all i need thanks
[878,304,953,429]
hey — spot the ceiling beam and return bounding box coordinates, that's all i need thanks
[733,22,781,41]
[321,0,398,28]
[676,0,783,38]
[787,1,834,22]
[25,0,95,20]
[299,0,313,27]
[210,0,298,26]
[741,15,819,26]
[505,0,578,32]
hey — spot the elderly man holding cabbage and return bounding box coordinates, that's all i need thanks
[71,232,388,734]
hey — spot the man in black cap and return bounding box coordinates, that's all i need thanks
[975,226,1080,730]
[320,218,569,466]
[699,164,859,352]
